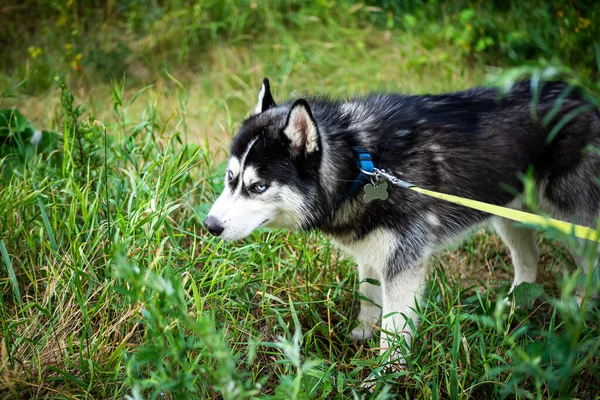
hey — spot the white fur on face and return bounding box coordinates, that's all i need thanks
[242,166,258,188]
[265,184,307,229]
[207,180,307,240]
[207,139,308,239]
[206,190,275,240]
[228,157,240,180]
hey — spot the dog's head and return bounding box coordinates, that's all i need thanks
[204,78,323,240]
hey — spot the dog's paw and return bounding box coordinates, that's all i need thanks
[358,373,379,393]
[350,322,374,341]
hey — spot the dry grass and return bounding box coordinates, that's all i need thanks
[3,27,488,152]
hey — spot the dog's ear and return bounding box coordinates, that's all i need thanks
[254,77,277,115]
[283,99,320,156]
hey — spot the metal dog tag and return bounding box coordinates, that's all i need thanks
[363,181,389,203]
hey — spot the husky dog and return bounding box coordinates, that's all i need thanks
[205,78,600,363]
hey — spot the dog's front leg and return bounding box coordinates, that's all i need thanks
[379,260,427,363]
[351,262,382,341]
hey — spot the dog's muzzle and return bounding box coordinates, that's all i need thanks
[204,215,224,236]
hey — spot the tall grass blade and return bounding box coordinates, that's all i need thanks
[33,182,58,251]
[0,239,21,306]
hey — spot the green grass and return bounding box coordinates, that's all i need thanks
[1,2,600,399]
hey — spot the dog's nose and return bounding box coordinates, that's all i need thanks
[204,215,224,236]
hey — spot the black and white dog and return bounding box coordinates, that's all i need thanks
[205,78,600,363]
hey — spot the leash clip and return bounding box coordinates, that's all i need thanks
[374,168,415,189]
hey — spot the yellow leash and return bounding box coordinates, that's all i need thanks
[370,168,600,242]
[412,186,599,242]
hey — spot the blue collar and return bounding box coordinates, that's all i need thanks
[344,146,374,200]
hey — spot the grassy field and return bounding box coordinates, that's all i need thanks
[1,1,600,399]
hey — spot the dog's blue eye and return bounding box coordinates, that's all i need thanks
[251,183,268,194]
[226,170,233,181]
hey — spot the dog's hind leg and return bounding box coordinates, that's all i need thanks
[492,217,539,292]
[350,263,382,341]
[568,231,600,306]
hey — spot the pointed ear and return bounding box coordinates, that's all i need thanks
[254,77,277,114]
[283,99,320,156]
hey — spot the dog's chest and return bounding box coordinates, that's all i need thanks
[331,228,399,276]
